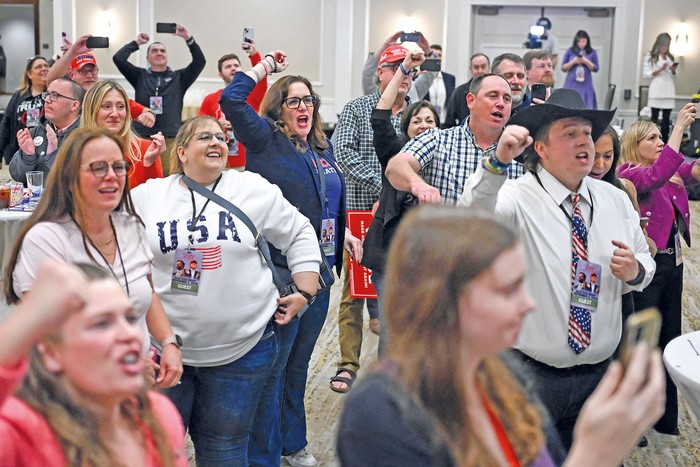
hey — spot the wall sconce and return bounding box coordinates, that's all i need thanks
[398,16,420,34]
[671,21,691,57]
[98,10,114,38]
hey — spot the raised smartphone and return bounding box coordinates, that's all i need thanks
[243,27,255,43]
[400,31,421,43]
[86,36,109,49]
[531,83,547,101]
[421,59,441,72]
[156,22,177,34]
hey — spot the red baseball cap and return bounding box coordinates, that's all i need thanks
[378,45,408,67]
[70,53,97,70]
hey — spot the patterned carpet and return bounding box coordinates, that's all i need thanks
[188,202,700,466]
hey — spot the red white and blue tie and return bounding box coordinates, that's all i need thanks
[568,193,591,354]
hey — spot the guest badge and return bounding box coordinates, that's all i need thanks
[171,248,203,295]
[320,218,336,256]
[571,260,601,311]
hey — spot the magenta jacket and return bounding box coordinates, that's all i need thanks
[618,145,698,248]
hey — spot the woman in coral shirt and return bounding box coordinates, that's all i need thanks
[82,80,165,188]
[0,261,187,466]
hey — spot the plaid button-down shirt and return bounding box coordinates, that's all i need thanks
[401,117,525,204]
[332,92,407,210]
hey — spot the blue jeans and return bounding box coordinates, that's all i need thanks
[165,322,279,467]
[372,270,387,357]
[248,291,331,465]
[282,290,331,456]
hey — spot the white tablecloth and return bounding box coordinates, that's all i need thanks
[664,330,700,418]
[0,210,31,320]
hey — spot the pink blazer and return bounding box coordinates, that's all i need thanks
[618,145,698,248]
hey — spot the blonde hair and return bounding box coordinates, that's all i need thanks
[81,80,143,165]
[169,116,224,175]
[620,120,682,185]
[16,263,175,466]
[5,128,142,304]
[384,206,544,466]
[19,56,48,94]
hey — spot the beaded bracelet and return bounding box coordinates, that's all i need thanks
[482,155,507,175]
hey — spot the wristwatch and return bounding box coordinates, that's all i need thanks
[298,290,316,306]
[161,334,183,349]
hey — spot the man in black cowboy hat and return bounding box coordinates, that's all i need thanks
[459,88,657,451]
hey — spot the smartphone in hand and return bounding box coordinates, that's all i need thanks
[619,308,661,370]
[156,22,177,34]
[243,27,255,43]
[86,36,109,49]
[531,83,547,102]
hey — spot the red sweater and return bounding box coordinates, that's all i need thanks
[0,359,187,466]
[129,138,164,189]
[199,52,268,168]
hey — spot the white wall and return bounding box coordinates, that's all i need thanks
[43,0,700,123]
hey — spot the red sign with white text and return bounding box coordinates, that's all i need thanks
[346,210,377,299]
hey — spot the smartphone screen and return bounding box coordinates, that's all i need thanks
[85,36,109,49]
[531,84,547,101]
[156,22,177,34]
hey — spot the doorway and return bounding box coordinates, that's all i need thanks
[471,6,614,109]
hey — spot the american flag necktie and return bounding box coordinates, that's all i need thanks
[568,193,591,354]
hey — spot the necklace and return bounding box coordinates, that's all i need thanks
[83,216,131,297]
[89,235,115,247]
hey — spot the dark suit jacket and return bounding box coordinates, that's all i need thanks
[421,72,456,117]
[443,79,472,128]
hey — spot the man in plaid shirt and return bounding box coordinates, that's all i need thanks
[386,73,525,205]
[330,44,413,393]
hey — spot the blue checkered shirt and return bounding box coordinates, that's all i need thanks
[400,117,525,204]
[332,92,406,210]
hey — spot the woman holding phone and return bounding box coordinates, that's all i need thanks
[338,207,665,466]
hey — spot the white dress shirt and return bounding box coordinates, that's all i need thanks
[459,164,656,367]
[428,72,447,122]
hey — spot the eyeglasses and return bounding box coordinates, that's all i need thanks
[76,66,99,77]
[283,95,317,109]
[42,91,78,103]
[381,63,418,78]
[81,160,131,178]
[192,131,227,143]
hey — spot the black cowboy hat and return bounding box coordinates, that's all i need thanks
[508,88,616,162]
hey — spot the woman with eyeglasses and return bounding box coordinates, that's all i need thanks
[219,51,361,466]
[0,56,50,165]
[81,80,164,188]
[5,127,183,391]
[129,115,321,465]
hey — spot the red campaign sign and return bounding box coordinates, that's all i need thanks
[346,210,377,299]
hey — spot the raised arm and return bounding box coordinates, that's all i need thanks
[112,34,148,87]
[46,35,91,86]
[219,50,287,151]
[174,24,206,89]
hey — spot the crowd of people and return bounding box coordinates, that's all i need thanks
[0,17,693,467]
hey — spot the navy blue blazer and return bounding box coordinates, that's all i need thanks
[219,73,346,277]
